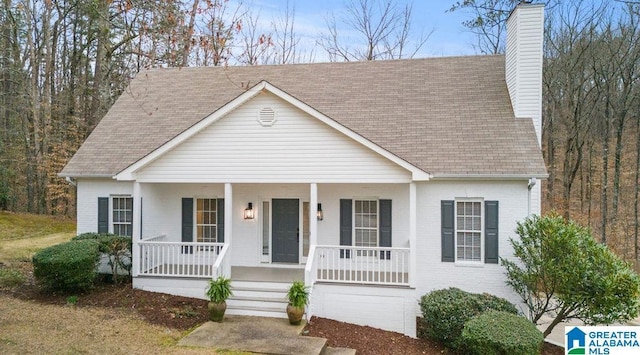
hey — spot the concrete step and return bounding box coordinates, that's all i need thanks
[322,347,357,355]
[227,296,288,313]
[226,280,291,318]
[226,305,287,319]
[232,280,291,290]
[231,287,288,300]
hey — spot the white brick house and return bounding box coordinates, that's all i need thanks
[61,4,546,337]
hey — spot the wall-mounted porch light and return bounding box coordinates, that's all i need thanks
[317,203,323,221]
[244,202,254,219]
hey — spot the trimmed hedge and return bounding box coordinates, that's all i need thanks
[73,233,132,281]
[73,232,132,254]
[462,310,543,355]
[419,287,518,350]
[32,239,100,292]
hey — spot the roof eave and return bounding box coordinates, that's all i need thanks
[57,172,114,179]
[430,173,549,180]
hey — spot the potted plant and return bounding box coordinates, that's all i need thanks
[205,276,232,322]
[286,280,309,325]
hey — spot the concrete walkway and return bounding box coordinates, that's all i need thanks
[178,315,355,355]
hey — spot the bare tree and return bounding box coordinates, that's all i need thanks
[449,0,554,54]
[271,0,303,64]
[319,0,429,61]
[236,9,273,65]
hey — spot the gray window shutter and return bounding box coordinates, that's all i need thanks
[485,201,499,264]
[340,199,352,259]
[379,199,392,260]
[441,200,454,262]
[217,198,224,243]
[98,197,109,234]
[182,198,193,253]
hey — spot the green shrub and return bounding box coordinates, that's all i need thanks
[205,276,233,303]
[32,239,100,292]
[73,233,132,283]
[0,267,24,287]
[419,287,518,350]
[462,310,543,355]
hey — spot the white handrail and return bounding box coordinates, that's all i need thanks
[304,245,318,289]
[304,245,318,320]
[141,234,166,242]
[213,243,231,279]
[313,245,410,286]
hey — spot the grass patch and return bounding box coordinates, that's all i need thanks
[0,232,75,263]
[0,267,24,287]
[0,211,75,241]
[0,211,75,264]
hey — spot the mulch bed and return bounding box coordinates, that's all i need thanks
[303,317,564,355]
[2,262,564,354]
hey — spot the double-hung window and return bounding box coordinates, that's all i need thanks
[354,200,378,248]
[196,198,218,243]
[340,198,392,259]
[442,199,498,264]
[112,196,133,237]
[455,201,482,262]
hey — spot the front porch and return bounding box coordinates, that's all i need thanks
[128,182,418,336]
[136,236,411,287]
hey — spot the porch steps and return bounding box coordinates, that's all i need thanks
[227,280,290,319]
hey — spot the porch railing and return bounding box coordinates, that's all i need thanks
[138,235,224,278]
[311,245,410,286]
[213,243,231,279]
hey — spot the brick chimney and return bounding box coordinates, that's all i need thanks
[505,2,544,146]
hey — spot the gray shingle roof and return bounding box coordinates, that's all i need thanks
[61,55,547,178]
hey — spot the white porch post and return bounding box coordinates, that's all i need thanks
[310,183,318,247]
[409,182,417,288]
[225,183,232,245]
[132,181,141,277]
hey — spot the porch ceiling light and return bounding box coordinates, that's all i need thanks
[244,202,254,220]
[317,203,323,221]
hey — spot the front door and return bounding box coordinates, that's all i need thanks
[272,199,299,263]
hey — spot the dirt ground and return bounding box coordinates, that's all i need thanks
[1,262,563,354]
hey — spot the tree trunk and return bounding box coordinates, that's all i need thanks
[601,103,611,245]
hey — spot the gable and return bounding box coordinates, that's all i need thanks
[134,92,412,183]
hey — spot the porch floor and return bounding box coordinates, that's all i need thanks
[231,266,304,283]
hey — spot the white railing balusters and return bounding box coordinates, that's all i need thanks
[309,245,410,286]
[138,235,225,278]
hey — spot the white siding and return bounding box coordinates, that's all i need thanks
[506,4,544,144]
[414,180,530,307]
[76,179,133,234]
[136,92,411,183]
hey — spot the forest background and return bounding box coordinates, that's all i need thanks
[1,0,639,260]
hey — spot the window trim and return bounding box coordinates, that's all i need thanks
[194,197,219,243]
[352,198,379,248]
[454,198,484,264]
[110,195,132,237]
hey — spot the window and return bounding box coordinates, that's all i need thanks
[112,196,132,237]
[455,201,482,262]
[354,200,378,248]
[196,198,217,243]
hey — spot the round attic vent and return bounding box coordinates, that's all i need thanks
[258,107,277,126]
